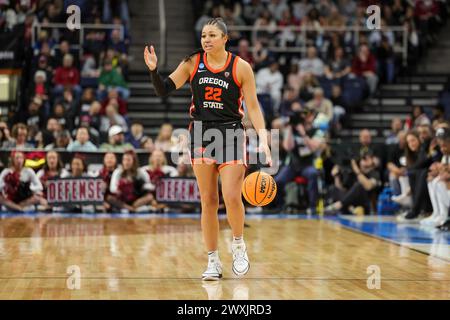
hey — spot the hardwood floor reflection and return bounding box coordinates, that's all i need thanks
[0,216,448,299]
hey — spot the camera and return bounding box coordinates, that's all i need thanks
[288,109,309,127]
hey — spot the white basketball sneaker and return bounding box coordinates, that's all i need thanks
[231,240,250,277]
[202,256,223,281]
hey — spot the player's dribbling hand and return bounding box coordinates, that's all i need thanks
[144,45,158,71]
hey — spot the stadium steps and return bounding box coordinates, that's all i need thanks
[127,71,191,137]
[417,23,450,74]
[129,1,161,72]
[343,74,448,142]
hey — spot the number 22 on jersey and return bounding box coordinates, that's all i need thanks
[205,87,222,102]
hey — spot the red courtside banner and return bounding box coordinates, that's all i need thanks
[47,177,104,205]
[155,178,201,204]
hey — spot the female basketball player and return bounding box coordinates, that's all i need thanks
[144,18,272,280]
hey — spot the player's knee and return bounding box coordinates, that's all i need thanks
[222,191,241,206]
[201,194,219,210]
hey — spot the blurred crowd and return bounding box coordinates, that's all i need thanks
[194,0,447,134]
[0,0,449,229]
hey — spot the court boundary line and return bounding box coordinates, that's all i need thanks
[324,217,450,263]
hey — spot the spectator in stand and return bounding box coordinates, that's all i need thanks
[77,88,96,123]
[274,108,325,213]
[326,151,381,215]
[253,9,277,45]
[100,102,128,134]
[351,44,378,95]
[54,40,77,68]
[397,129,440,222]
[100,125,134,152]
[83,17,107,60]
[298,46,325,78]
[42,118,62,150]
[154,123,177,152]
[298,73,319,102]
[53,53,82,100]
[107,28,127,55]
[97,59,129,100]
[236,38,254,67]
[255,59,284,114]
[286,64,302,97]
[81,55,100,78]
[305,88,333,123]
[142,149,178,212]
[0,122,12,148]
[81,101,102,132]
[101,88,127,115]
[415,0,440,43]
[103,0,130,29]
[45,130,72,150]
[3,123,34,149]
[242,0,265,24]
[30,71,50,108]
[127,122,148,149]
[0,150,44,212]
[252,40,270,71]
[324,46,351,80]
[388,131,413,208]
[141,136,156,153]
[66,127,98,152]
[36,151,69,212]
[222,5,246,47]
[24,96,46,129]
[422,126,450,227]
[386,118,404,145]
[107,150,155,213]
[277,8,300,47]
[352,129,381,168]
[31,55,53,86]
[411,105,431,128]
[376,35,395,84]
[64,155,95,213]
[52,102,73,131]
[95,152,118,213]
[143,149,178,184]
[279,87,301,118]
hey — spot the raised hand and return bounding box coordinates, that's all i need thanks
[144,45,158,71]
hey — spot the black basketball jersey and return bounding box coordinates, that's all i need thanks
[189,52,244,122]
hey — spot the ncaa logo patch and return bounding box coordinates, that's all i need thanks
[224,71,230,78]
[199,63,205,69]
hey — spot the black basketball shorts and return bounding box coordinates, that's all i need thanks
[188,120,247,170]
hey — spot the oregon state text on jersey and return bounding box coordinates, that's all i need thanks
[189,52,244,122]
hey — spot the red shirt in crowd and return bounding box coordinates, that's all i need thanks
[415,0,439,20]
[53,66,80,86]
[101,97,128,115]
[351,53,376,76]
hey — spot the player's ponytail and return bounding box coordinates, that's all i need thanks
[183,17,228,62]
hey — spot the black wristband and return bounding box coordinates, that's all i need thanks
[149,68,175,97]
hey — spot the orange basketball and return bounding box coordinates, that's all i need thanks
[242,171,277,207]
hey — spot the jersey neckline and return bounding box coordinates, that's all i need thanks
[203,51,232,73]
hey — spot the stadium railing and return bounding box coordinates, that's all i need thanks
[226,25,408,66]
[31,22,125,59]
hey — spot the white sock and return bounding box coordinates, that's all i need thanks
[233,236,244,245]
[208,250,219,261]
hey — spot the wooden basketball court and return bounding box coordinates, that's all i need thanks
[0,214,448,299]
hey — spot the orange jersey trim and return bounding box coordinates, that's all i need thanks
[190,53,201,82]
[232,56,242,87]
